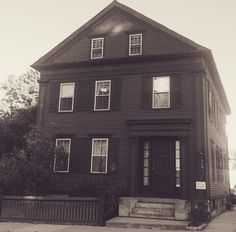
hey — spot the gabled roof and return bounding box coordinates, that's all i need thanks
[32,0,208,68]
[31,0,230,114]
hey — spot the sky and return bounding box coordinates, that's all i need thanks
[1,0,236,183]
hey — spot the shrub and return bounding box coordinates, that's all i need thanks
[189,200,210,227]
[0,127,59,195]
[70,177,127,220]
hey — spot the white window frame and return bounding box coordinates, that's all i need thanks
[129,33,142,56]
[91,37,104,59]
[152,76,170,109]
[54,138,71,173]
[90,138,109,174]
[94,80,111,111]
[58,82,75,112]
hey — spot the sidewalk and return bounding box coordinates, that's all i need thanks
[203,206,236,232]
[0,208,236,232]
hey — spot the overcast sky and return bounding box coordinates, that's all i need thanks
[1,0,236,150]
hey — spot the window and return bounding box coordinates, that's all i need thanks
[94,80,111,111]
[129,33,142,56]
[91,38,104,59]
[143,141,150,186]
[58,83,75,112]
[211,141,216,181]
[54,138,71,172]
[175,141,181,187]
[208,85,213,120]
[91,138,108,173]
[152,76,170,108]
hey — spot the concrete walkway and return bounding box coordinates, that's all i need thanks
[0,208,236,232]
[203,207,236,232]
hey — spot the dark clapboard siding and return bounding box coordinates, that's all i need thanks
[38,59,195,193]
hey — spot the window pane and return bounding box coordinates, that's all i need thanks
[60,98,72,111]
[55,139,70,172]
[131,34,141,45]
[153,77,170,93]
[176,159,180,169]
[101,140,108,155]
[96,82,110,95]
[143,168,149,176]
[143,177,149,186]
[176,141,180,150]
[92,50,102,58]
[131,46,141,55]
[93,38,103,48]
[93,140,101,155]
[92,156,107,173]
[61,84,74,98]
[143,159,149,168]
[96,96,109,110]
[154,93,169,108]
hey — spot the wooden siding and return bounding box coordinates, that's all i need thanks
[49,9,196,64]
[204,67,230,199]
[37,58,198,194]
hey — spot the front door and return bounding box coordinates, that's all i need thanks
[141,138,179,198]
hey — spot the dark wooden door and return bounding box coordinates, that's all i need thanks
[150,138,176,197]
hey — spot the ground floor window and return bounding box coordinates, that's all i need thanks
[54,138,71,172]
[91,138,108,173]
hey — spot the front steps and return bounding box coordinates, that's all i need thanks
[130,198,175,219]
[106,197,190,230]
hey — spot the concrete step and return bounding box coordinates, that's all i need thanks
[135,202,174,209]
[132,207,174,217]
[136,197,177,204]
[130,213,175,220]
[106,216,188,230]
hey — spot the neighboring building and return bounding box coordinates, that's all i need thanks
[32,0,230,220]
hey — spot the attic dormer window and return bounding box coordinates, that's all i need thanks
[91,38,104,59]
[129,33,142,56]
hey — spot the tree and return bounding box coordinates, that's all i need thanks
[0,68,39,117]
[0,106,37,155]
[0,127,58,195]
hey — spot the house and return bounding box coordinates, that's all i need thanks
[32,0,231,221]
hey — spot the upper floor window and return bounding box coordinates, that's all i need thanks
[94,80,111,111]
[129,33,142,56]
[91,38,104,59]
[91,138,109,173]
[208,85,213,120]
[152,76,170,108]
[54,138,71,173]
[58,83,75,112]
